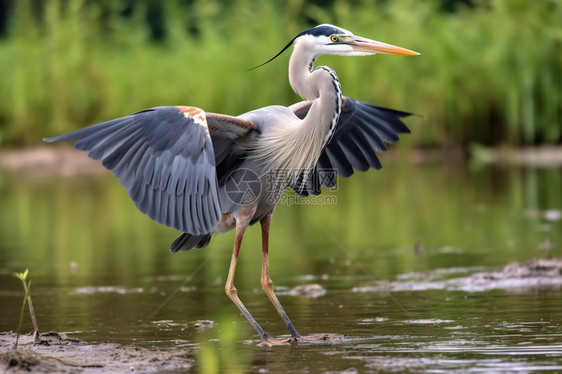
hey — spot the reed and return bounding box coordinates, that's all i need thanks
[0,0,560,147]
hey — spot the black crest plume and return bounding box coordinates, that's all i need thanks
[248,36,297,71]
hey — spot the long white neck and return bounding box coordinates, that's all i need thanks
[289,40,342,145]
[251,40,342,184]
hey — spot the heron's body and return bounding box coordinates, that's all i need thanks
[173,105,302,248]
[45,24,419,345]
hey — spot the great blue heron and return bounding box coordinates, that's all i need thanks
[44,24,419,345]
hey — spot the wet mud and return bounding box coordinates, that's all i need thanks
[0,331,192,373]
[353,257,562,293]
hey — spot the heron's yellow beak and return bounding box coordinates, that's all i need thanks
[350,36,420,56]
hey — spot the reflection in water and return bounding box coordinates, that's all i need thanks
[0,163,561,372]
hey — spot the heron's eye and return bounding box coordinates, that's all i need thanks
[330,35,339,43]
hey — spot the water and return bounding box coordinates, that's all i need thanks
[1,161,561,373]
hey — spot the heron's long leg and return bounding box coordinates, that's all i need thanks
[260,213,301,339]
[260,213,345,344]
[225,218,293,345]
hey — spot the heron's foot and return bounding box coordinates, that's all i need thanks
[258,335,298,347]
[258,333,348,346]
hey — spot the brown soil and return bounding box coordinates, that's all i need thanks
[3,145,562,177]
[0,331,192,373]
[353,257,562,293]
[0,146,103,176]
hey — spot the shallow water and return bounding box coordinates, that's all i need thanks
[1,162,561,373]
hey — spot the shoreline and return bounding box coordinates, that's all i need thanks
[1,145,561,177]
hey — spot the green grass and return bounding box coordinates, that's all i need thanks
[0,0,560,147]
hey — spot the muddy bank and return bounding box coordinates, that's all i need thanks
[470,145,562,167]
[0,146,103,176]
[3,145,562,177]
[353,257,562,293]
[0,331,192,373]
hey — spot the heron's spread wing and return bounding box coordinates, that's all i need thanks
[44,106,221,235]
[290,97,411,196]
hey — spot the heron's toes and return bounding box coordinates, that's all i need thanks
[258,333,348,346]
[258,335,297,346]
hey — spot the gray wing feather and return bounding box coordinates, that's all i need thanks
[206,113,259,169]
[291,97,411,196]
[44,106,221,235]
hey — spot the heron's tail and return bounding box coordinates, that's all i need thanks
[169,233,212,253]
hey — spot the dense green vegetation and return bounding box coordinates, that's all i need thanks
[0,0,560,147]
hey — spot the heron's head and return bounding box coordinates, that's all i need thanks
[251,24,419,70]
[295,24,419,57]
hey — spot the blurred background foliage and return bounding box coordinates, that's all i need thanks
[0,0,560,148]
[0,2,561,370]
